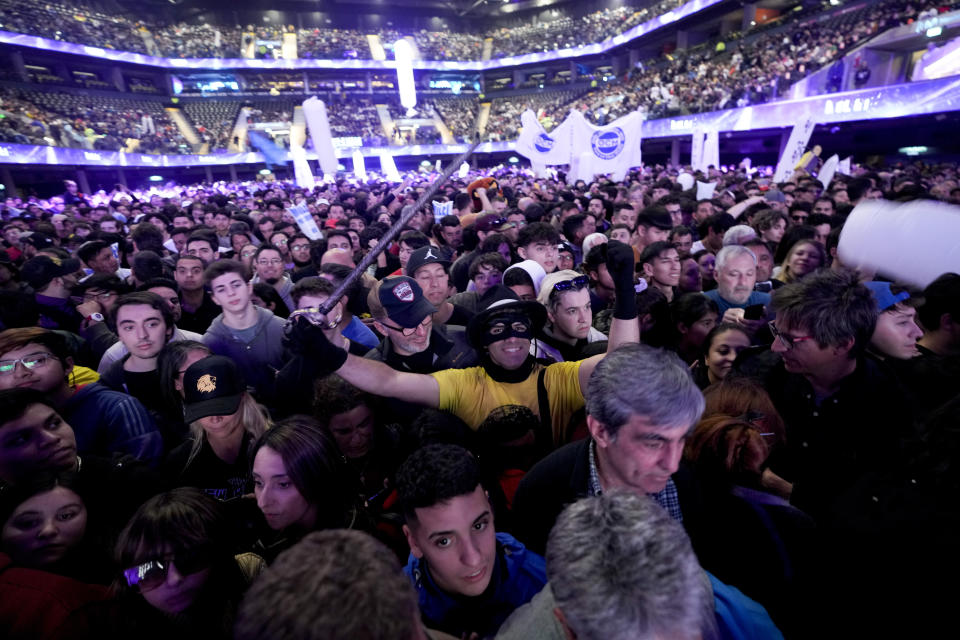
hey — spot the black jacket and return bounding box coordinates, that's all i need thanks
[510,438,705,556]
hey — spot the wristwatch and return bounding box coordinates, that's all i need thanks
[85,312,105,323]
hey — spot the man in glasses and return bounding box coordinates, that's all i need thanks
[0,328,162,463]
[752,269,912,525]
[251,244,295,313]
[282,241,640,451]
[534,271,608,363]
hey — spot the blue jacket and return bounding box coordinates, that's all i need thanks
[62,382,163,465]
[405,532,546,638]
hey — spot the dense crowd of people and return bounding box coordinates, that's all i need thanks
[0,88,186,153]
[0,155,957,638]
[0,0,696,61]
[569,0,959,123]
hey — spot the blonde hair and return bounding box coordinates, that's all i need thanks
[185,393,272,468]
[774,240,826,284]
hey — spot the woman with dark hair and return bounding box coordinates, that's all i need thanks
[671,292,719,364]
[250,416,361,563]
[691,322,752,389]
[772,224,815,265]
[685,413,815,633]
[157,340,211,421]
[102,487,256,638]
[692,249,717,291]
[1,471,111,584]
[313,375,402,507]
[162,356,271,501]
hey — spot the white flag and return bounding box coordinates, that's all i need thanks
[773,116,817,183]
[818,154,840,190]
[458,162,470,179]
[288,201,322,241]
[838,156,852,176]
[696,181,718,200]
[515,109,577,165]
[703,129,720,173]
[302,97,339,177]
[432,201,453,217]
[573,110,643,182]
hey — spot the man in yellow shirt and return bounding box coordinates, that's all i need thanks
[284,241,641,450]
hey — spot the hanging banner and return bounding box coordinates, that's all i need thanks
[703,128,720,173]
[379,151,403,182]
[302,97,339,178]
[352,149,367,181]
[773,116,817,183]
[289,144,315,189]
[690,129,706,173]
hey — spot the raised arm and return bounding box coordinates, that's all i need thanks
[578,240,640,395]
[336,354,440,408]
[281,313,440,409]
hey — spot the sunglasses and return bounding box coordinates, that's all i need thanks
[552,275,590,292]
[123,547,210,592]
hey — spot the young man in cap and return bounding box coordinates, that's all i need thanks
[534,270,608,363]
[366,276,477,376]
[284,241,640,450]
[19,255,84,333]
[405,246,473,326]
[397,444,546,639]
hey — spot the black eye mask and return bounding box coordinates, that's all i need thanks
[482,313,532,346]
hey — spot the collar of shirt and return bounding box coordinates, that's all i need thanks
[588,440,683,522]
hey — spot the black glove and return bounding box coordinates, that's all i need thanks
[283,313,348,372]
[606,240,638,320]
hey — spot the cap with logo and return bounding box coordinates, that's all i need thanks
[182,355,246,423]
[405,246,451,278]
[20,255,81,290]
[474,214,515,233]
[369,276,437,329]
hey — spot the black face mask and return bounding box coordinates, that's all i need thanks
[480,313,532,347]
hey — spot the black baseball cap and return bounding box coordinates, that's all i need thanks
[405,246,451,278]
[20,255,81,290]
[182,355,245,423]
[369,276,436,328]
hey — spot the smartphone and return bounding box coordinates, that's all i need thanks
[744,304,765,320]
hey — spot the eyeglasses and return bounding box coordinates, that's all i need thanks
[0,352,52,376]
[272,239,288,245]
[380,315,431,336]
[74,291,116,304]
[257,259,283,266]
[552,275,590,292]
[768,321,815,350]
[122,548,211,592]
[290,244,311,252]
